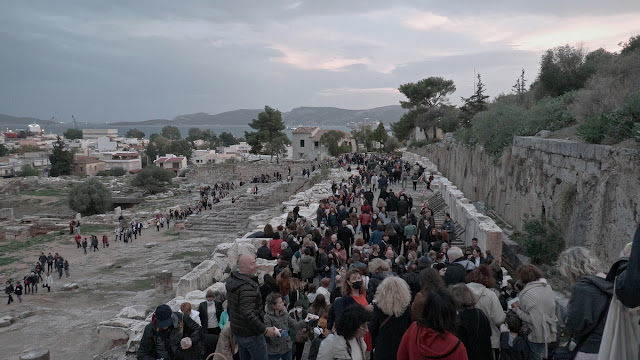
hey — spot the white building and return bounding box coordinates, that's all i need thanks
[97,136,118,152]
[223,142,251,154]
[82,129,118,139]
[192,150,217,165]
[291,127,355,160]
[154,154,188,173]
[95,151,142,173]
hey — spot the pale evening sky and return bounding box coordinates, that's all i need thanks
[1,0,639,123]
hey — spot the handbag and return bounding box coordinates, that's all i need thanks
[553,298,608,360]
[596,283,640,360]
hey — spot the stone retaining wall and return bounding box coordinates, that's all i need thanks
[188,160,316,184]
[402,152,504,260]
[414,134,640,266]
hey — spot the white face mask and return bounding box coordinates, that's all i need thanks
[207,300,214,305]
[296,307,303,313]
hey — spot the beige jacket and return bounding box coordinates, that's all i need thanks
[516,280,558,344]
[466,282,506,349]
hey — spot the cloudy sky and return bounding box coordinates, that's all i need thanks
[1,1,639,123]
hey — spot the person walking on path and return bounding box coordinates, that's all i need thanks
[82,237,88,254]
[5,280,14,305]
[102,234,109,248]
[44,272,53,292]
[63,260,70,278]
[14,281,23,303]
[91,236,99,252]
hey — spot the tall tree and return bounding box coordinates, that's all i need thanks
[186,128,203,142]
[351,123,374,151]
[533,44,598,100]
[161,125,182,141]
[219,132,239,147]
[125,128,145,139]
[63,128,83,140]
[372,123,389,147]
[245,106,290,161]
[0,144,8,157]
[320,130,350,157]
[49,136,74,177]
[168,139,193,160]
[398,77,456,140]
[460,73,490,127]
[145,135,170,161]
[512,69,526,98]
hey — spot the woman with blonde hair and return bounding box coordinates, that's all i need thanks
[558,246,612,360]
[369,276,413,360]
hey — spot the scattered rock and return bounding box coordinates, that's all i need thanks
[17,311,34,319]
[19,347,50,360]
[536,130,552,138]
[62,283,79,291]
[0,315,14,327]
[117,305,148,320]
[144,242,158,248]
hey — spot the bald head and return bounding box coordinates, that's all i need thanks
[238,254,257,275]
[448,247,463,262]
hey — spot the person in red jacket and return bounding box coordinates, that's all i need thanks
[359,209,372,243]
[269,233,284,259]
[397,288,468,360]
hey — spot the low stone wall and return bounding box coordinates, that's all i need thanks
[188,160,316,184]
[403,152,504,260]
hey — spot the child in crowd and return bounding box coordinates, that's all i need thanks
[500,313,528,360]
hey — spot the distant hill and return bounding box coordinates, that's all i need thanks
[2,105,407,129]
[0,114,58,127]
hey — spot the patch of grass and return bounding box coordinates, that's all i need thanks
[18,188,68,197]
[0,231,61,253]
[165,229,180,237]
[170,251,206,260]
[78,224,114,235]
[123,277,155,291]
[0,257,18,266]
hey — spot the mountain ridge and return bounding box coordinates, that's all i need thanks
[1,105,407,128]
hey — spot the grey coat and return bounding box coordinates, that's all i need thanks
[263,302,304,355]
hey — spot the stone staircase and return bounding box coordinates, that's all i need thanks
[427,193,466,248]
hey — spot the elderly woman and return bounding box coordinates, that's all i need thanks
[558,247,612,360]
[369,277,413,360]
[366,258,393,303]
[465,265,505,359]
[317,304,370,360]
[513,264,558,360]
[449,283,493,360]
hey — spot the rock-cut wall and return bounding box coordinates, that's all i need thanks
[416,135,640,266]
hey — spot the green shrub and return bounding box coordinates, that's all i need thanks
[131,164,176,194]
[97,170,110,176]
[522,219,565,264]
[576,113,609,143]
[110,167,127,176]
[68,178,113,216]
[16,164,40,177]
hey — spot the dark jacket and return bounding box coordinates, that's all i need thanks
[370,305,412,360]
[316,252,329,277]
[257,245,273,260]
[337,226,354,245]
[500,332,528,360]
[402,271,422,300]
[367,271,393,303]
[565,275,613,354]
[455,307,493,360]
[386,196,398,212]
[138,311,203,360]
[197,300,223,333]
[614,224,640,308]
[307,334,326,360]
[444,259,468,286]
[327,296,357,331]
[225,271,265,337]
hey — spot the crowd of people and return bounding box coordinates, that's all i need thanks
[5,251,69,304]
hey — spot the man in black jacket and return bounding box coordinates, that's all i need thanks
[138,304,202,360]
[226,254,278,360]
[443,247,468,286]
[615,224,640,308]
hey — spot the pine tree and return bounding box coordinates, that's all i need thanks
[49,136,74,177]
[460,73,489,127]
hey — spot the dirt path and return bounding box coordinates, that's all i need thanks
[0,223,210,360]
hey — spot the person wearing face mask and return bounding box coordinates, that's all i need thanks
[289,300,310,360]
[327,269,375,353]
[199,289,223,336]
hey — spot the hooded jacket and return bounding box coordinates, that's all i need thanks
[317,333,367,360]
[515,280,557,344]
[397,323,468,360]
[565,274,613,354]
[225,271,265,337]
[300,255,316,280]
[466,282,506,349]
[263,299,300,355]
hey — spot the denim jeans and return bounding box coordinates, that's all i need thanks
[527,341,545,360]
[267,350,291,360]
[234,333,268,360]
